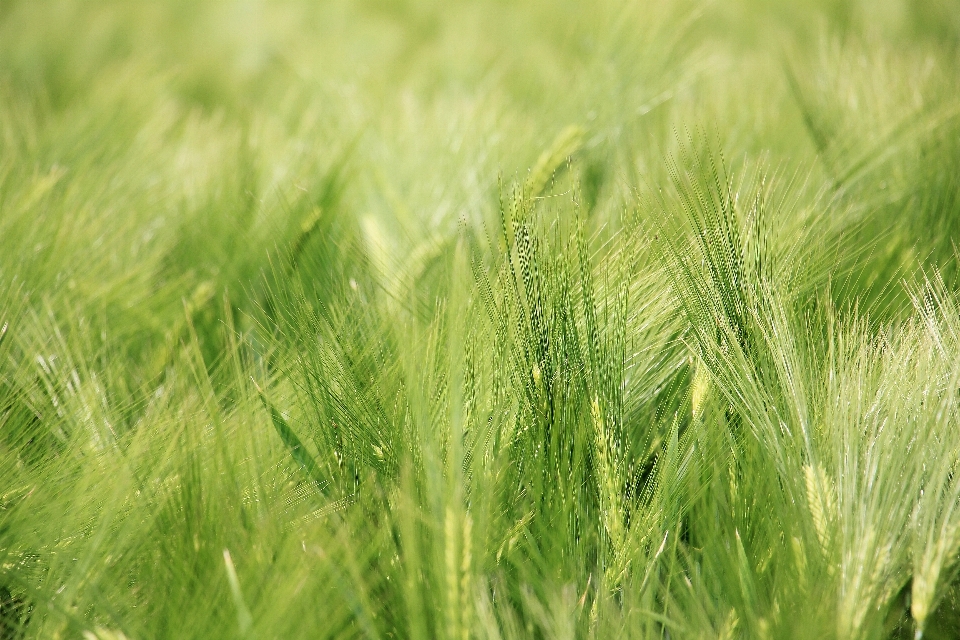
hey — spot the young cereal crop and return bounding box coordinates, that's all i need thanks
[2,1,960,638]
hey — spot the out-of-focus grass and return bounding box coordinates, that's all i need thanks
[2,0,960,638]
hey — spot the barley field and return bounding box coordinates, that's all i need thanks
[2,1,960,638]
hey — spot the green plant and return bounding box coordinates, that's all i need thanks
[2,1,960,638]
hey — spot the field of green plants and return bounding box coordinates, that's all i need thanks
[3,0,960,638]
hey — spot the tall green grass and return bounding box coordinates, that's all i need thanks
[2,0,960,638]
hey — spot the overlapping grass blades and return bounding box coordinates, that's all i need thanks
[3,0,960,638]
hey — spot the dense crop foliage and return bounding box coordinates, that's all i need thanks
[2,0,960,638]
